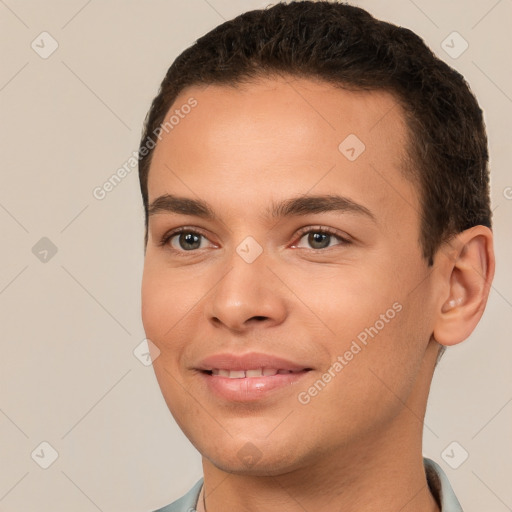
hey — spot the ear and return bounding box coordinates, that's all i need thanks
[433,225,495,346]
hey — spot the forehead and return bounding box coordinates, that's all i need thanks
[147,76,419,224]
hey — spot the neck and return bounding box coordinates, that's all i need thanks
[199,434,439,512]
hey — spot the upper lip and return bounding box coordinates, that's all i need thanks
[196,352,312,372]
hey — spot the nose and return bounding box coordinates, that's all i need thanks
[205,250,288,333]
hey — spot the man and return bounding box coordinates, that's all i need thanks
[138,1,495,510]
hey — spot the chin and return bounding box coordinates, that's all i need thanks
[206,453,301,477]
[198,436,309,477]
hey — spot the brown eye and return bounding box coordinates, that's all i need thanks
[293,228,350,250]
[160,229,212,252]
[307,232,332,249]
[173,232,203,251]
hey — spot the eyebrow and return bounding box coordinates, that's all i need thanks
[148,194,217,219]
[147,193,376,222]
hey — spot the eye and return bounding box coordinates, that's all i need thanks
[292,227,351,250]
[158,226,351,254]
[159,228,214,252]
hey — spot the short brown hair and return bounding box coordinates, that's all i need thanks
[138,0,491,266]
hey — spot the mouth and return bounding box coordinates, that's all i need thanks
[203,368,310,378]
[196,353,313,402]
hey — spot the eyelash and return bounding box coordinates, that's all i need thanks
[158,225,352,255]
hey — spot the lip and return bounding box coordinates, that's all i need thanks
[197,352,311,372]
[195,352,312,402]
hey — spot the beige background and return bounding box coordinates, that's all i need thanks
[0,0,510,510]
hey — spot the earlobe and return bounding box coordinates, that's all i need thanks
[433,226,495,346]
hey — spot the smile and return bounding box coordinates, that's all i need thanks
[208,368,301,378]
[196,352,313,401]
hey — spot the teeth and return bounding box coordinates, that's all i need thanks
[246,368,263,377]
[227,370,246,379]
[210,368,287,378]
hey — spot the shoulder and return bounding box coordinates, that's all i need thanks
[151,478,203,512]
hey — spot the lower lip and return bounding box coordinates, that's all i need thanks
[199,371,310,402]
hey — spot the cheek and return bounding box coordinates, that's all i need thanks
[338,286,434,416]
[294,260,429,398]
[141,264,199,419]
[141,262,202,347]
[141,268,170,344]
[288,262,398,343]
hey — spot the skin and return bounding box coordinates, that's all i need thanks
[141,76,495,512]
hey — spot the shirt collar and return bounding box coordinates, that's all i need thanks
[424,457,464,511]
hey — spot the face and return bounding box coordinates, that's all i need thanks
[141,76,440,475]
